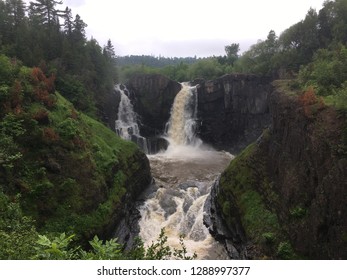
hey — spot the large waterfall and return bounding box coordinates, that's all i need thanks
[115,84,148,153]
[165,83,201,146]
[137,83,233,259]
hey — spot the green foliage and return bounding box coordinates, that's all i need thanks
[139,228,172,260]
[276,242,296,260]
[224,43,240,66]
[0,114,24,169]
[130,228,196,260]
[119,57,227,82]
[1,1,118,118]
[261,232,275,246]
[0,59,147,250]
[83,236,123,260]
[0,54,16,84]
[218,143,293,259]
[57,118,79,140]
[289,206,307,219]
[298,44,347,111]
[0,192,38,259]
[34,233,78,260]
[32,228,196,260]
[187,58,224,80]
[324,83,347,111]
[235,30,279,76]
[299,45,347,95]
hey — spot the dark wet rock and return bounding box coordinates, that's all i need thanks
[203,177,247,259]
[194,74,272,154]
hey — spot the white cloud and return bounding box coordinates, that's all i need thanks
[65,0,86,7]
[24,0,325,57]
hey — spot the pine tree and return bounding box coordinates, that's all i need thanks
[6,0,26,28]
[63,6,73,36]
[72,14,87,43]
[103,39,115,59]
[29,0,64,27]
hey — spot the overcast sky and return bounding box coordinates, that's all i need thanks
[28,0,325,57]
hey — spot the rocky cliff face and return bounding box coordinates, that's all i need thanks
[126,74,182,137]
[194,74,272,153]
[265,87,347,259]
[214,82,347,259]
[118,74,272,154]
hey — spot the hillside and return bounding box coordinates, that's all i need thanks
[0,55,151,259]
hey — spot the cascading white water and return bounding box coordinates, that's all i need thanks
[166,83,201,146]
[115,84,148,153]
[138,82,233,259]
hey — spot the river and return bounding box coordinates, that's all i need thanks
[115,83,234,259]
[139,145,233,259]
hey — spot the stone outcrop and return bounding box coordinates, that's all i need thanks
[126,74,182,137]
[100,86,121,132]
[203,177,248,259]
[194,74,272,153]
[215,82,347,259]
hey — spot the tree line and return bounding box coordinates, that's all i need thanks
[117,55,200,68]
[118,0,347,110]
[0,0,118,117]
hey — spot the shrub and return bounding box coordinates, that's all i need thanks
[33,228,197,260]
[262,232,275,246]
[42,127,60,142]
[276,241,296,259]
[298,87,325,117]
[289,206,307,219]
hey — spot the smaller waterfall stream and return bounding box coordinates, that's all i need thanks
[138,83,233,259]
[115,84,148,153]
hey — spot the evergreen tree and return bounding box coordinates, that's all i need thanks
[63,6,72,36]
[103,39,115,60]
[6,0,25,28]
[29,0,64,27]
[72,14,87,43]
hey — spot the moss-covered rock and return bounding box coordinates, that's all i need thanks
[217,142,292,259]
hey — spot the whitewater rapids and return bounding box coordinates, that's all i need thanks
[138,145,233,259]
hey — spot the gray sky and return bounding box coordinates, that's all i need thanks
[30,0,325,57]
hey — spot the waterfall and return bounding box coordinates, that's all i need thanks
[136,82,233,259]
[166,83,201,147]
[115,84,148,153]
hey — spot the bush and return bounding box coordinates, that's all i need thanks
[298,87,325,118]
[276,241,296,259]
[57,118,79,140]
[33,228,197,260]
[289,206,307,219]
[0,192,38,260]
[262,232,275,246]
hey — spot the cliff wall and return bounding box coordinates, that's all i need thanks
[127,74,182,137]
[214,82,347,259]
[121,74,272,153]
[195,74,272,153]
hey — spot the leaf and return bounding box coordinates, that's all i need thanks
[36,235,51,247]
